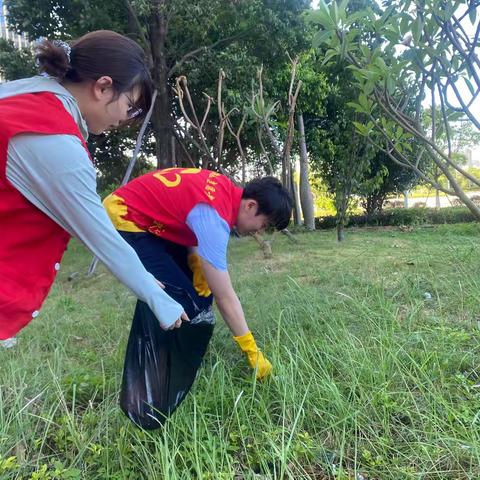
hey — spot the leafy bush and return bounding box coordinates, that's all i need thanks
[315,206,478,229]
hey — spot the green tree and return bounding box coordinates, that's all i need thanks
[306,59,376,241]
[359,150,422,215]
[5,0,310,172]
[310,0,480,219]
[0,38,36,80]
[89,127,152,194]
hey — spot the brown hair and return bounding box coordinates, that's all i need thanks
[35,30,152,116]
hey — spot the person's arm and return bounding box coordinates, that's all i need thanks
[186,204,272,378]
[201,261,249,335]
[201,260,271,379]
[6,133,186,330]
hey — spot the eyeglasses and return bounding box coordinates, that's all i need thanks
[127,106,142,119]
[125,93,143,119]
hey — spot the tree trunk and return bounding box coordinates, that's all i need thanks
[336,214,345,242]
[252,232,272,258]
[241,153,246,186]
[336,188,348,242]
[403,190,409,208]
[435,189,440,208]
[297,114,315,230]
[436,161,480,220]
[149,1,174,169]
[290,173,302,226]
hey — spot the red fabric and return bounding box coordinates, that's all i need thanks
[0,92,90,339]
[114,168,243,246]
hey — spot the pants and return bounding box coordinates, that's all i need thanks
[120,231,213,319]
[118,231,215,429]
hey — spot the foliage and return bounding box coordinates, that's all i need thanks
[305,52,377,240]
[5,0,312,174]
[309,0,480,219]
[310,174,336,216]
[0,38,36,80]
[316,205,478,229]
[88,128,154,194]
[4,0,127,38]
[359,148,424,215]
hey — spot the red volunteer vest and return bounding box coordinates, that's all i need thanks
[0,92,91,339]
[113,168,243,246]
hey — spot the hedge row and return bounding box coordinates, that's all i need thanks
[315,206,478,230]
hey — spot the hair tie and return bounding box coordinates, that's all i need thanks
[53,40,71,63]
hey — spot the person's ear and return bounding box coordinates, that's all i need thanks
[92,76,113,101]
[246,199,258,213]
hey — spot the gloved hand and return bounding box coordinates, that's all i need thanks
[233,331,272,380]
[187,253,211,297]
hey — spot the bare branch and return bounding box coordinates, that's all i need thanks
[216,70,226,168]
[172,127,197,168]
[174,119,207,160]
[255,66,283,159]
[257,127,274,175]
[174,77,197,128]
[376,87,480,184]
[370,136,456,195]
[436,76,453,159]
[288,56,299,102]
[200,93,213,131]
[226,112,247,184]
[174,76,216,165]
[443,78,480,129]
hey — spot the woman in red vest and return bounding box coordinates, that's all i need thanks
[0,31,187,343]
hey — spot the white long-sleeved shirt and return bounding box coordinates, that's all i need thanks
[0,76,183,329]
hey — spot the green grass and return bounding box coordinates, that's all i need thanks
[1,224,480,479]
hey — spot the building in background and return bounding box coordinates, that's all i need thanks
[464,148,480,168]
[0,0,31,49]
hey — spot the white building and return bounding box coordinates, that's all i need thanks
[464,148,480,168]
[0,0,31,49]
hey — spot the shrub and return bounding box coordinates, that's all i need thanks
[315,206,478,230]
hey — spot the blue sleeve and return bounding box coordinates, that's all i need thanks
[186,204,230,271]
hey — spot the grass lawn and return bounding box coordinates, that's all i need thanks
[1,223,480,479]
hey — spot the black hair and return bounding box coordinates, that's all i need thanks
[35,30,152,118]
[242,177,293,230]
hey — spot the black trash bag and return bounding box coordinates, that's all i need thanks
[120,299,214,430]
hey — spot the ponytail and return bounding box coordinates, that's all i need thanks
[35,39,71,79]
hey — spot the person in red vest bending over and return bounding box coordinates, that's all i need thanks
[0,31,187,344]
[104,168,292,415]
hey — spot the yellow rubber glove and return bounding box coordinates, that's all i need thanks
[187,253,212,297]
[233,331,272,380]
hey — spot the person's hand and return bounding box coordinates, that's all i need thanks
[155,279,189,329]
[167,310,189,330]
[233,331,272,380]
[187,253,211,297]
